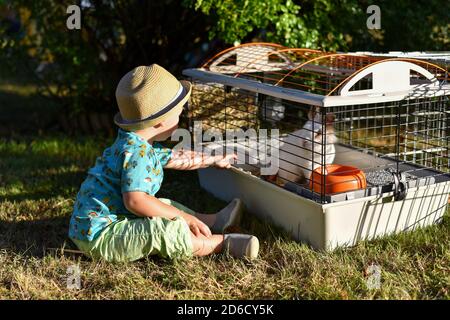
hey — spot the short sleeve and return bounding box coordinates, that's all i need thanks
[153,143,173,167]
[121,149,156,195]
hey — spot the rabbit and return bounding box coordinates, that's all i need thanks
[276,107,338,184]
[263,97,285,125]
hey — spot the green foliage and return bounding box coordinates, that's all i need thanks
[185,0,310,47]
[184,0,361,50]
[185,0,449,51]
[0,0,448,117]
[0,0,211,114]
[362,0,449,51]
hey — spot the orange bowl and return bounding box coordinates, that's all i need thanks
[309,164,367,194]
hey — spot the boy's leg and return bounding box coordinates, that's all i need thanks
[74,216,193,262]
[190,234,224,256]
[158,198,215,227]
[158,198,196,215]
[158,198,242,233]
[190,233,259,259]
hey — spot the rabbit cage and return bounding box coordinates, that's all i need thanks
[182,43,450,250]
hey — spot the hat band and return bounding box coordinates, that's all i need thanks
[120,84,184,125]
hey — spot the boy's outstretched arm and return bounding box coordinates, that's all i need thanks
[122,191,212,237]
[164,149,237,170]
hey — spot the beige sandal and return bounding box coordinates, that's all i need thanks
[223,233,259,260]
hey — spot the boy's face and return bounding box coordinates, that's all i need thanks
[152,112,181,141]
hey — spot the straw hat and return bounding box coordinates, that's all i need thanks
[114,64,191,131]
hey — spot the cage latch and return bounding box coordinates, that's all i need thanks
[392,171,407,201]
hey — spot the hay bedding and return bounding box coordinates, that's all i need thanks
[190,85,259,134]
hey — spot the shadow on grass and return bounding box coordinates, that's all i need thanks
[0,132,287,260]
[0,134,109,202]
[0,216,77,258]
[1,171,87,203]
[0,90,59,136]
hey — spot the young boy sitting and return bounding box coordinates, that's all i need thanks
[68,64,260,262]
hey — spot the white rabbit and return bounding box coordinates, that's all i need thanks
[277,107,338,184]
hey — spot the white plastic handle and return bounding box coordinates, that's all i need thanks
[339,60,439,96]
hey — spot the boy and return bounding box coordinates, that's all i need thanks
[69,64,260,262]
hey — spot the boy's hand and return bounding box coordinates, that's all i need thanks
[213,153,237,169]
[185,215,212,237]
[165,150,237,170]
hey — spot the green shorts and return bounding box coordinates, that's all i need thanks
[70,198,194,262]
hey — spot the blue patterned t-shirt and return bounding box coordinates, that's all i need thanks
[69,129,173,241]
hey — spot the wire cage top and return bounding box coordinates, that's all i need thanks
[183,42,450,204]
[184,42,450,107]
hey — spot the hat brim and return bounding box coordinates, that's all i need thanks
[114,80,192,131]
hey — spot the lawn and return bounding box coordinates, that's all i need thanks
[0,71,449,300]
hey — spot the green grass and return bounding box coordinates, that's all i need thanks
[0,134,449,299]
